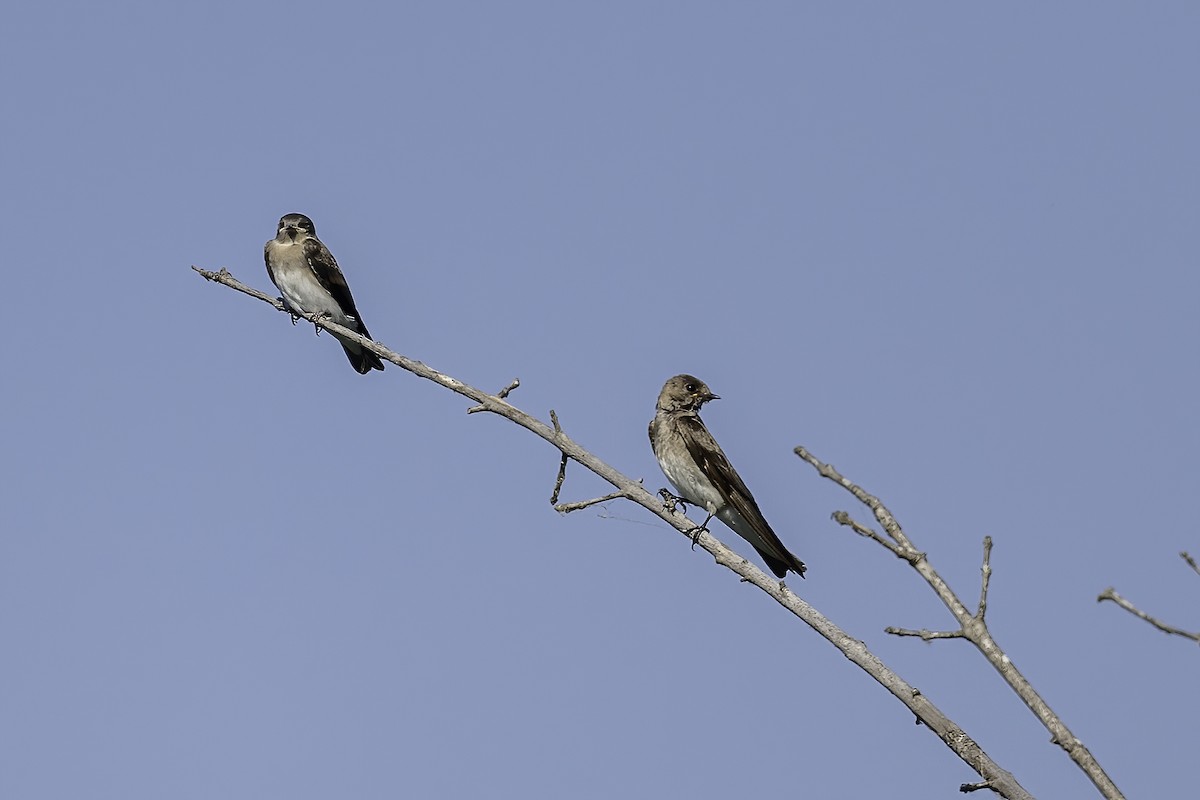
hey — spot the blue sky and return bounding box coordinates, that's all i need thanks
[2,3,1197,798]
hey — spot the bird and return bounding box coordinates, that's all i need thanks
[264,213,384,374]
[649,374,806,579]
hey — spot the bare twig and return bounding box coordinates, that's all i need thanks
[886,627,966,641]
[795,445,1123,800]
[1097,588,1200,644]
[196,266,1035,800]
[962,781,994,793]
[831,510,919,562]
[467,378,520,413]
[977,536,993,623]
[1182,551,1200,578]
[548,410,568,506]
[554,490,628,514]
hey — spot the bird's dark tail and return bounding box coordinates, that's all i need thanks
[343,343,385,374]
[761,549,807,580]
[337,320,384,374]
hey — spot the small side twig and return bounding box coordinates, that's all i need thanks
[960,781,994,794]
[468,378,520,414]
[554,490,628,514]
[831,510,921,563]
[977,536,993,623]
[1097,588,1200,644]
[548,410,568,506]
[1182,551,1200,578]
[886,627,966,641]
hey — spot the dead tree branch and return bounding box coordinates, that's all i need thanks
[195,265,1035,800]
[795,445,1123,800]
[1097,585,1200,645]
[1098,550,1199,643]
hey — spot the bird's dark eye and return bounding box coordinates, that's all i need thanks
[685,382,697,392]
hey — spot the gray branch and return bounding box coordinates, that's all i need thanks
[886,627,966,641]
[1097,587,1200,644]
[195,266,1035,800]
[1099,549,1199,644]
[795,445,1124,800]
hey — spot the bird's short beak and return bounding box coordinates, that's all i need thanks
[706,392,721,401]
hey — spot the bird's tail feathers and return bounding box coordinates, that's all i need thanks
[336,337,384,374]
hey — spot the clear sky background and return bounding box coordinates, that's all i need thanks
[2,3,1196,798]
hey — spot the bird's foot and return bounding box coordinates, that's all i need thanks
[279,298,301,325]
[311,311,332,336]
[658,488,687,515]
[686,511,716,551]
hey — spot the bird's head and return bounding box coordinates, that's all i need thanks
[656,374,720,413]
[276,213,316,243]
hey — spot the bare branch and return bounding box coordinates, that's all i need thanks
[795,444,1124,800]
[795,446,906,544]
[197,267,1036,800]
[1097,588,1200,644]
[886,627,966,641]
[1182,551,1200,578]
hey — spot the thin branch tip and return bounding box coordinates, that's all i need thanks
[1098,585,1200,643]
[976,536,994,621]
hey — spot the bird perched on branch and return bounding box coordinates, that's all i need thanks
[264,213,384,374]
[650,374,806,579]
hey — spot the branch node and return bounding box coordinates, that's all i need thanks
[467,378,521,414]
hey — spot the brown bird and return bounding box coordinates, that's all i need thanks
[264,213,384,374]
[649,374,806,578]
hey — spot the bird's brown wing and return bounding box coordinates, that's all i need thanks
[302,238,371,334]
[678,414,806,577]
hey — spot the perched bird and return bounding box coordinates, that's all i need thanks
[650,374,806,579]
[264,213,384,374]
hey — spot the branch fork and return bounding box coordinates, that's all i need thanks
[794,447,1123,800]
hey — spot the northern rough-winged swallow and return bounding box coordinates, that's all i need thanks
[650,374,806,579]
[264,213,384,374]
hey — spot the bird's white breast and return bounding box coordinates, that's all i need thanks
[267,240,352,325]
[653,420,726,515]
